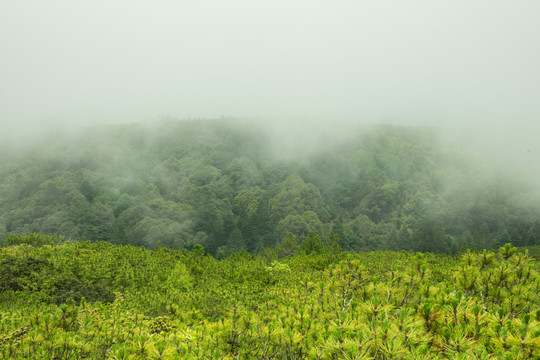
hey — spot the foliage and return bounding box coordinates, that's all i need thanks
[0,255,53,292]
[50,276,115,305]
[2,232,61,247]
[0,120,538,255]
[0,240,538,359]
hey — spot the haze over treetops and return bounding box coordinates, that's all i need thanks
[0,119,538,255]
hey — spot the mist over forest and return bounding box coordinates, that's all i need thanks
[1,1,539,255]
[1,118,538,256]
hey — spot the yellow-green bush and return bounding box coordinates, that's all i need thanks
[0,240,538,359]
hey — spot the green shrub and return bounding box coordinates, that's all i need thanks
[0,256,53,292]
[3,233,61,247]
[52,276,115,304]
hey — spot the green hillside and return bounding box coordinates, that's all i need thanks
[1,119,538,255]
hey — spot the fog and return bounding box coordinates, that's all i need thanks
[1,0,540,254]
[1,0,539,133]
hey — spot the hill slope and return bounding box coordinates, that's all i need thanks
[0,119,538,254]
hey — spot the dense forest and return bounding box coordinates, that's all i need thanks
[0,119,539,256]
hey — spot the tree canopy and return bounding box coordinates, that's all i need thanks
[0,119,538,254]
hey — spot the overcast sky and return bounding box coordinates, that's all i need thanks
[1,1,539,130]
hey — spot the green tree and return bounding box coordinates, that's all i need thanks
[276,215,308,240]
[411,217,452,253]
[300,231,324,255]
[342,214,377,251]
[277,232,299,257]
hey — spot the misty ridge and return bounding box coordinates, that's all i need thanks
[0,117,538,256]
[1,1,539,255]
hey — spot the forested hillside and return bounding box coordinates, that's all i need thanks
[0,119,539,255]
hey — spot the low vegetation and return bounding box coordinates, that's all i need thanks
[0,234,538,359]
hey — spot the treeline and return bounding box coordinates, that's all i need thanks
[0,119,539,255]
